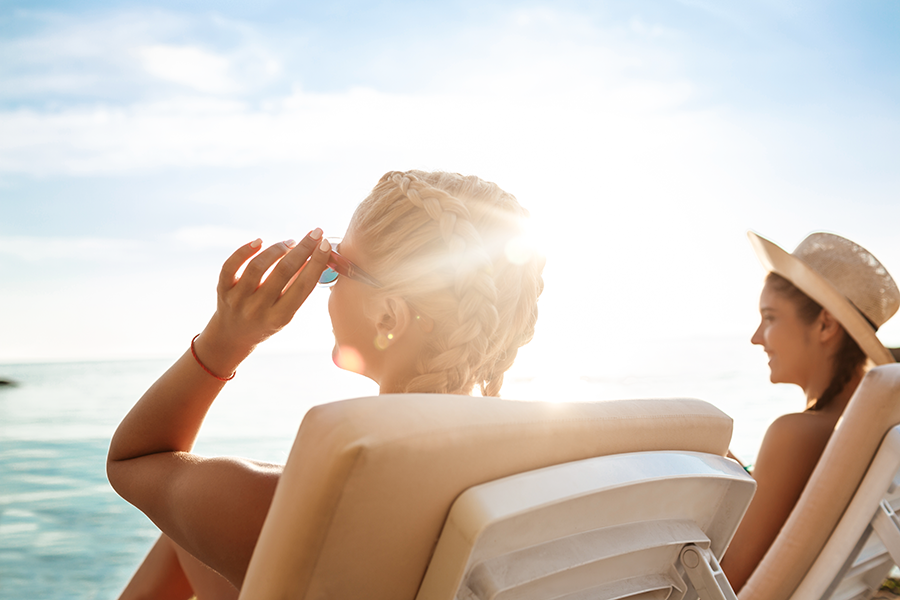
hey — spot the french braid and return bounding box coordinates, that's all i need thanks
[350,170,544,396]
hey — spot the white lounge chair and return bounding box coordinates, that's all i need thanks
[238,394,755,599]
[739,363,900,600]
[418,449,754,600]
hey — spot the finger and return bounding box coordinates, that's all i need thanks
[277,236,332,313]
[257,229,324,304]
[234,240,294,293]
[217,239,263,295]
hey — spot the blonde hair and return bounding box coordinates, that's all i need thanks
[349,170,545,396]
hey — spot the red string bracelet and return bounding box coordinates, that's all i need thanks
[190,334,236,381]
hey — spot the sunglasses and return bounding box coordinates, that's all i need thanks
[319,239,382,287]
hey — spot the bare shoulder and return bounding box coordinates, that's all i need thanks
[754,410,835,502]
[761,411,835,454]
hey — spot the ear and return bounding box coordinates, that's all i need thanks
[374,296,413,342]
[818,309,842,344]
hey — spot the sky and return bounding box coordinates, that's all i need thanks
[1,0,899,367]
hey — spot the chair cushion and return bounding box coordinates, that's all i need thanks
[239,394,734,600]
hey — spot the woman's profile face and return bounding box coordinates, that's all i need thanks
[751,278,820,389]
[326,227,382,380]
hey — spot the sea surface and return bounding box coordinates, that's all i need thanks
[0,335,799,599]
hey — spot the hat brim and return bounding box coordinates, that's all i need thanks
[748,231,894,366]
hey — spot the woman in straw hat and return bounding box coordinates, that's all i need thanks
[107,170,545,598]
[721,231,900,590]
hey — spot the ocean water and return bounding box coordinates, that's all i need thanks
[0,335,799,599]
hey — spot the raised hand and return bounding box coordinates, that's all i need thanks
[195,228,331,378]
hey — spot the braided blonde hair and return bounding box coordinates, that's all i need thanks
[349,170,545,396]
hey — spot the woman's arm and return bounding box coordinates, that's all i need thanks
[118,533,239,600]
[726,449,745,468]
[108,231,331,588]
[720,412,833,591]
[118,534,194,600]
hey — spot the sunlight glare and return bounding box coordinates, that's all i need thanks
[334,345,365,373]
[504,216,540,266]
[504,235,533,266]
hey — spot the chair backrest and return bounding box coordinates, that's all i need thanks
[238,394,735,600]
[416,449,756,600]
[791,425,900,600]
[739,363,900,600]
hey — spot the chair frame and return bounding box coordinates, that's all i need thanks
[417,449,756,600]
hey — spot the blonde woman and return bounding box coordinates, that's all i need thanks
[722,231,899,591]
[107,170,545,599]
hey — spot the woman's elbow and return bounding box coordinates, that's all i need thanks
[106,454,127,498]
[106,441,137,502]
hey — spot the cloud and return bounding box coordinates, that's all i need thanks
[0,10,282,104]
[0,76,710,178]
[169,225,261,249]
[0,235,144,262]
[136,45,238,94]
[0,4,713,176]
[0,18,701,176]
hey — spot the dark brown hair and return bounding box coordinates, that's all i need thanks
[765,272,867,410]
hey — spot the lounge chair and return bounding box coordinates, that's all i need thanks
[237,394,756,599]
[739,363,900,600]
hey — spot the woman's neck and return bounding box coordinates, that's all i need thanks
[376,362,419,395]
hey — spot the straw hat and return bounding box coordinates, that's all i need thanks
[748,231,900,365]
